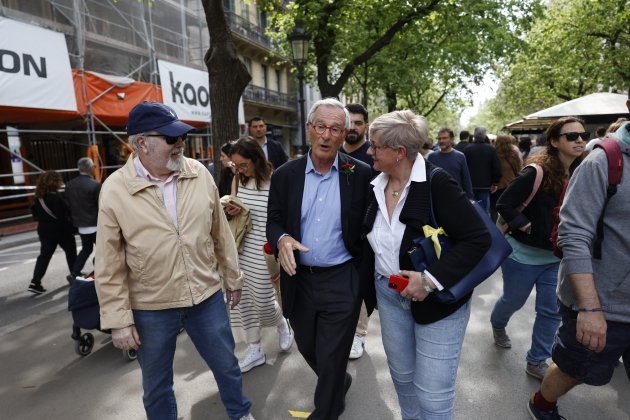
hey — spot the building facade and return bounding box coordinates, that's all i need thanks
[0,0,301,226]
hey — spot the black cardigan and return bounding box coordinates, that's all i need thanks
[361,162,491,324]
[496,165,558,250]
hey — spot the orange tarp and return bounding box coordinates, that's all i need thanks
[1,70,208,128]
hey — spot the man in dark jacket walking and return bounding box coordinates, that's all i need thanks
[463,126,501,212]
[64,157,101,281]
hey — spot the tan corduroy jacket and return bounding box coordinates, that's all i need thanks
[95,155,243,330]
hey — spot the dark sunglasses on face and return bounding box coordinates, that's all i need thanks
[560,131,590,142]
[146,133,188,144]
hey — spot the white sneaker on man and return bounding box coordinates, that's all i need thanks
[239,344,266,373]
[349,334,365,359]
[278,319,294,352]
[239,414,256,420]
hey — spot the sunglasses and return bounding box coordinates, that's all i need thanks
[146,133,188,145]
[559,132,590,142]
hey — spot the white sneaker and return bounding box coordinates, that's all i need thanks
[239,414,255,420]
[349,334,365,360]
[278,319,294,352]
[239,345,266,373]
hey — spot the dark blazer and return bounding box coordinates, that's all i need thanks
[64,174,101,227]
[463,142,502,188]
[361,162,491,324]
[267,153,372,318]
[266,137,289,171]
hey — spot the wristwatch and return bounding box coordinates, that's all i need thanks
[421,273,434,294]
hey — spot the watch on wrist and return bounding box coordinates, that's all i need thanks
[421,273,434,293]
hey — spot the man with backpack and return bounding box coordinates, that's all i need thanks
[527,110,630,419]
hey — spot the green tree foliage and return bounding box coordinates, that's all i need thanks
[262,0,539,109]
[486,0,629,127]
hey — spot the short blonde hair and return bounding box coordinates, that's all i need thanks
[369,110,428,160]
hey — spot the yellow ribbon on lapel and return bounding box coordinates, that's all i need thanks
[423,225,447,258]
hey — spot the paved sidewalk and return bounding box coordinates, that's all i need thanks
[0,229,39,251]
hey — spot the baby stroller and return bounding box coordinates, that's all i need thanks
[67,274,137,361]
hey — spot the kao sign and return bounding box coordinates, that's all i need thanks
[0,18,77,111]
[168,71,209,107]
[158,59,211,122]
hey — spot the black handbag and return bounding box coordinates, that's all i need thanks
[408,168,512,303]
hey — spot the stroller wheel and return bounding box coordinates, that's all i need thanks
[124,348,138,361]
[75,332,94,356]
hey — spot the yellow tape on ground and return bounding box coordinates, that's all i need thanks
[288,410,311,418]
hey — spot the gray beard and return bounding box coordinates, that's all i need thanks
[166,155,183,171]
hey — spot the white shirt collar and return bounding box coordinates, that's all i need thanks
[370,153,426,189]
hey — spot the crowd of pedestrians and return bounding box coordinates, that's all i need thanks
[23,97,630,420]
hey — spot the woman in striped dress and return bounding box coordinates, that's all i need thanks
[227,136,293,373]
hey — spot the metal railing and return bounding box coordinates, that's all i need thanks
[243,85,296,110]
[225,11,271,49]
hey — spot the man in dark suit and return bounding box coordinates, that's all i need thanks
[267,98,372,420]
[64,157,101,281]
[249,116,288,170]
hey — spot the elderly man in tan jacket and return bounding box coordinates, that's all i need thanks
[95,102,255,420]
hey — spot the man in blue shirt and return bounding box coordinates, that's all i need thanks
[267,98,372,420]
[427,128,474,198]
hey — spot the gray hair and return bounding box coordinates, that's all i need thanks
[128,133,142,151]
[369,110,428,160]
[77,157,94,174]
[306,98,351,129]
[473,126,487,143]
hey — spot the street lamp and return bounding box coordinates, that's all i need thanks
[288,21,310,150]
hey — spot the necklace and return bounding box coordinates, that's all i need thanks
[391,190,399,198]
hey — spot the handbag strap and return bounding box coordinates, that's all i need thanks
[427,167,441,228]
[38,197,58,220]
[520,164,543,209]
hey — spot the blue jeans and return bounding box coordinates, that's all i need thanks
[490,257,561,363]
[375,273,471,420]
[473,189,490,213]
[133,291,251,420]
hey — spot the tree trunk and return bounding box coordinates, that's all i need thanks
[385,86,397,112]
[201,0,251,181]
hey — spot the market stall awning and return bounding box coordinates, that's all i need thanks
[526,93,627,119]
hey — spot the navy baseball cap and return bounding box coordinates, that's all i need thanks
[127,102,194,136]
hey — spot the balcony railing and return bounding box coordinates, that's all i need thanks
[243,85,296,110]
[225,11,271,49]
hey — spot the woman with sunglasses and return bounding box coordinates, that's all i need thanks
[491,117,587,380]
[227,136,293,373]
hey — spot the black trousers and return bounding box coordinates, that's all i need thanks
[72,232,96,275]
[32,232,77,285]
[289,262,361,420]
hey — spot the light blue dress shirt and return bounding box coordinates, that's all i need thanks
[299,153,351,267]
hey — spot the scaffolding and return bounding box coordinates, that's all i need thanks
[0,0,214,226]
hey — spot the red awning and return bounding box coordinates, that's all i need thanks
[1,70,208,129]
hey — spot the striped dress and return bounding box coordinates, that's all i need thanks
[230,178,284,343]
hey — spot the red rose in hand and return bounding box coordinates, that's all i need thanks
[263,242,274,255]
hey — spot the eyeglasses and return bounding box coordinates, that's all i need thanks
[234,162,250,170]
[310,123,344,137]
[367,143,391,152]
[559,132,590,142]
[145,133,188,145]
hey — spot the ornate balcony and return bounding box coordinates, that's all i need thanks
[243,84,296,111]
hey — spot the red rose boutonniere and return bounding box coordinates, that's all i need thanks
[341,163,355,174]
[263,242,274,255]
[341,163,355,185]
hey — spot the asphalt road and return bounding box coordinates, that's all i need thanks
[0,235,628,419]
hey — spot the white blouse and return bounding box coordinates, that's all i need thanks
[367,154,443,289]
